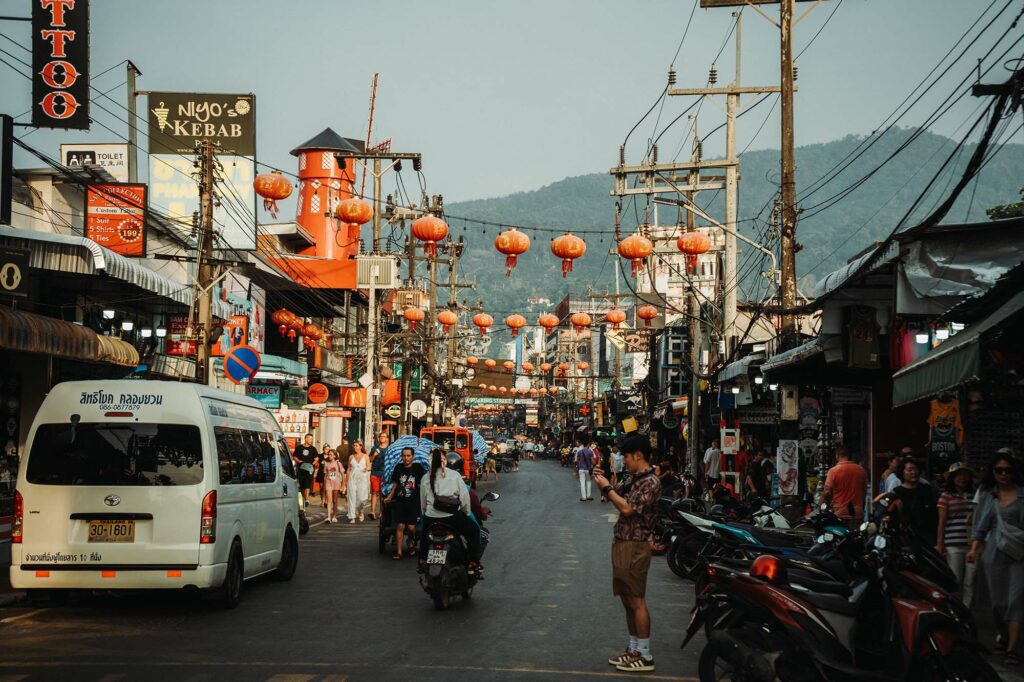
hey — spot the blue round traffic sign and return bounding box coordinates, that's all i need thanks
[223,344,261,385]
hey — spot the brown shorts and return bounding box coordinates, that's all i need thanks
[611,539,651,597]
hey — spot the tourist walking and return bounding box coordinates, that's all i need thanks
[890,457,938,543]
[703,439,721,487]
[321,449,344,523]
[969,451,1024,662]
[576,441,595,501]
[369,431,390,520]
[292,434,318,506]
[822,446,867,525]
[384,447,427,559]
[345,440,371,523]
[936,462,976,607]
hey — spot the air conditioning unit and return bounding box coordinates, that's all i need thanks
[356,255,400,289]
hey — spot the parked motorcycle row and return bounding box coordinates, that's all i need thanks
[660,492,999,681]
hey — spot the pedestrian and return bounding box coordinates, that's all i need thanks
[369,431,390,520]
[822,445,867,525]
[969,450,1024,662]
[576,441,596,501]
[878,451,900,494]
[936,462,976,607]
[745,449,770,500]
[592,434,662,672]
[321,449,344,523]
[345,440,371,523]
[889,457,938,543]
[484,442,499,482]
[384,447,427,559]
[337,437,351,463]
[316,444,330,508]
[291,434,318,506]
[703,439,721,487]
[610,446,625,486]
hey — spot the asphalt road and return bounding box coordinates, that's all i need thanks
[0,460,700,681]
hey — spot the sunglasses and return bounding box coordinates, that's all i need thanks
[994,467,1014,475]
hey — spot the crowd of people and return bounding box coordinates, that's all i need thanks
[289,431,392,524]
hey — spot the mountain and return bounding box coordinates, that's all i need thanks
[446,128,1024,311]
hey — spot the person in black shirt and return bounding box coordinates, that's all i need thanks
[384,447,427,559]
[745,450,770,500]
[890,457,938,543]
[292,435,318,505]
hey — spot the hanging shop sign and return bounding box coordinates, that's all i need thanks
[222,344,261,385]
[61,143,128,181]
[384,404,402,419]
[0,247,29,298]
[85,184,146,256]
[32,0,90,130]
[164,312,196,356]
[340,387,367,409]
[147,92,256,250]
[307,382,328,404]
[212,314,248,357]
[284,387,307,409]
[245,383,281,409]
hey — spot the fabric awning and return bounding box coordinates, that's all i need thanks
[0,307,137,367]
[718,353,764,382]
[0,226,232,318]
[95,334,140,367]
[892,290,1024,407]
[761,337,825,375]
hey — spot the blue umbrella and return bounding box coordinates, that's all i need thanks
[380,435,438,496]
[470,430,489,464]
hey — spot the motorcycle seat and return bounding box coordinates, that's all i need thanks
[744,525,811,549]
[788,579,869,617]
[787,571,852,598]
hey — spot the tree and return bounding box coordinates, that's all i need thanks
[987,186,1024,220]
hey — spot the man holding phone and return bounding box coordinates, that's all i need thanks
[593,435,661,672]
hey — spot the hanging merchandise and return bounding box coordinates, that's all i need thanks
[494,228,531,276]
[927,395,964,474]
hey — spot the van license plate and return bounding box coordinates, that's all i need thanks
[88,519,135,543]
[426,549,447,564]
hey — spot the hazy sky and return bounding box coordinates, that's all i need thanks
[2,0,1014,203]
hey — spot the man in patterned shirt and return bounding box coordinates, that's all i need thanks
[592,434,661,673]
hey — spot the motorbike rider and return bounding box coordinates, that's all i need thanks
[419,448,482,574]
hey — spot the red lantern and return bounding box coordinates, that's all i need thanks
[498,386,508,395]
[302,324,323,341]
[637,304,658,327]
[478,383,487,391]
[618,232,654,278]
[605,308,626,329]
[335,198,373,225]
[466,356,479,366]
[529,388,538,397]
[509,388,518,396]
[484,358,497,369]
[288,316,304,331]
[412,215,449,258]
[488,385,497,394]
[540,362,552,373]
[253,171,293,219]
[505,314,526,337]
[287,329,297,341]
[578,361,590,372]
[472,312,493,336]
[539,387,548,396]
[559,362,570,372]
[522,361,534,373]
[403,306,425,331]
[271,308,291,327]
[437,309,458,333]
[277,324,288,336]
[570,312,592,334]
[503,360,515,373]
[495,228,531,276]
[538,313,559,332]
[677,230,712,255]
[550,232,587,278]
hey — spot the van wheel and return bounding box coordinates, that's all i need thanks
[214,540,244,609]
[274,530,298,581]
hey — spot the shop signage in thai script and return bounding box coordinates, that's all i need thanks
[32,0,90,130]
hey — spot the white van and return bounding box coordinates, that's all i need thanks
[10,380,301,608]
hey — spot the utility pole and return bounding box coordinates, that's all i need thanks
[126,61,141,183]
[778,0,798,338]
[194,140,217,386]
[686,121,703,475]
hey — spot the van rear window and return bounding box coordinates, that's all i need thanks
[26,423,204,486]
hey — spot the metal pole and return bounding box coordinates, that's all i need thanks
[687,124,702,475]
[779,0,798,337]
[364,265,379,445]
[403,226,416,435]
[372,158,382,254]
[126,61,141,183]
[196,141,216,386]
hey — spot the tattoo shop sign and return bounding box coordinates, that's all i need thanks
[32,0,90,130]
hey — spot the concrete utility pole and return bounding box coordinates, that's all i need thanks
[126,61,141,183]
[195,140,217,386]
[778,0,798,337]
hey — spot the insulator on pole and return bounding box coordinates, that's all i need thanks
[652,144,658,164]
[668,67,676,86]
[619,145,625,166]
[709,64,718,86]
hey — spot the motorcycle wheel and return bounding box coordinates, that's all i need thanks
[666,536,690,578]
[917,647,1000,682]
[432,589,450,611]
[698,642,736,682]
[678,532,711,580]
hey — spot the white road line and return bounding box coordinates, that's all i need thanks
[0,608,47,624]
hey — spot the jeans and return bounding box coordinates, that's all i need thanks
[945,545,977,607]
[579,470,592,499]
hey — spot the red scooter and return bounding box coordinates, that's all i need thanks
[683,519,997,681]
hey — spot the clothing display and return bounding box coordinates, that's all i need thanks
[927,396,963,473]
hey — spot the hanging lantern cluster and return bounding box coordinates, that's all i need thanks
[403,306,425,331]
[569,312,591,334]
[495,228,531,276]
[637,304,658,328]
[503,360,515,374]
[618,232,654,278]
[472,312,493,336]
[437,309,458,333]
[335,197,374,225]
[550,232,586,278]
[605,308,626,329]
[412,215,449,258]
[505,314,526,337]
[253,171,293,219]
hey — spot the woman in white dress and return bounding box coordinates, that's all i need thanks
[344,440,371,523]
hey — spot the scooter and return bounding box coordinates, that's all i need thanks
[420,491,499,610]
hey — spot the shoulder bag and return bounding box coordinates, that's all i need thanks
[995,500,1024,561]
[432,476,462,514]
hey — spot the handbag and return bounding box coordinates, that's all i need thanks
[432,478,462,514]
[995,502,1024,561]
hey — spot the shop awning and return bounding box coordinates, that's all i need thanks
[761,337,825,375]
[0,226,232,318]
[892,289,1024,407]
[718,353,764,382]
[0,307,137,366]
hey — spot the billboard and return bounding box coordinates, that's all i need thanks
[32,0,89,130]
[85,184,146,256]
[147,93,256,250]
[61,143,128,181]
[212,314,249,357]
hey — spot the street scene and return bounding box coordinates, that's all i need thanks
[1,0,1024,680]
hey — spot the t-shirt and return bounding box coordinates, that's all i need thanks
[883,472,901,494]
[732,449,749,475]
[823,460,867,519]
[937,491,973,547]
[576,448,595,470]
[747,459,769,498]
[613,470,662,541]
[369,445,387,476]
[293,444,317,473]
[391,463,427,501]
[703,448,722,479]
[893,483,939,543]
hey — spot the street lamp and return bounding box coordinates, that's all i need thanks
[730,386,740,395]
[936,328,950,341]
[102,309,116,320]
[140,328,153,338]
[121,320,134,332]
[915,332,929,344]
[769,383,778,391]
[155,327,167,338]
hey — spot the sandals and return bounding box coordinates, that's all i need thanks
[392,553,403,560]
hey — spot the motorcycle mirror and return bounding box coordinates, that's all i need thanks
[823,532,835,542]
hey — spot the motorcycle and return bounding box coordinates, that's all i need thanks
[683,505,995,681]
[420,491,499,610]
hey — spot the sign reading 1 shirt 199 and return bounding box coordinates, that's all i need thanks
[32,0,90,131]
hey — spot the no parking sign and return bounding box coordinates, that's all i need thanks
[223,344,261,385]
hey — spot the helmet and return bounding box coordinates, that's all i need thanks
[446,452,464,472]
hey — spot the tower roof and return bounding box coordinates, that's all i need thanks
[289,127,366,156]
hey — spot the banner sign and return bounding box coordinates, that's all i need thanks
[32,0,90,130]
[0,246,29,298]
[147,92,255,156]
[165,313,196,356]
[85,184,146,256]
[61,143,128,181]
[246,383,281,409]
[212,314,248,357]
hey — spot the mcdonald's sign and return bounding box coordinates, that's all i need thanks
[340,387,366,409]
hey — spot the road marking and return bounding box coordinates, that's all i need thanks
[265,676,317,682]
[0,609,47,624]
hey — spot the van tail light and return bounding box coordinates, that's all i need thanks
[200,491,217,544]
[12,490,23,544]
